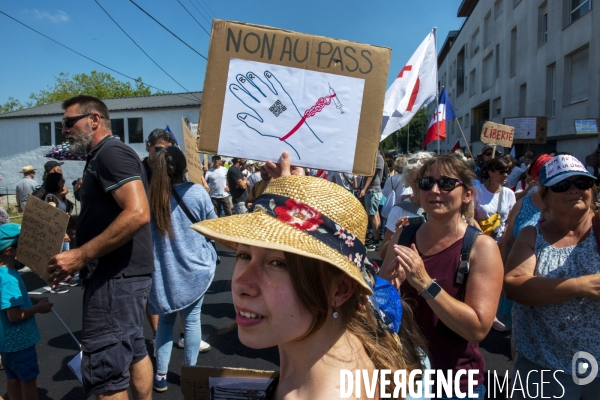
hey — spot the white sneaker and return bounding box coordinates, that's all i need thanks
[178,333,185,348]
[200,340,211,353]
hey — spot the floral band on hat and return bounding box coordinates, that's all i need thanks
[250,193,401,336]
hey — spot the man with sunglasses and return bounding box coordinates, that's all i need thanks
[46,95,154,400]
[473,144,502,181]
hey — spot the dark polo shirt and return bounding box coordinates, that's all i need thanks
[77,135,154,279]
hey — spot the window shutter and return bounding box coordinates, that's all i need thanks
[570,47,589,103]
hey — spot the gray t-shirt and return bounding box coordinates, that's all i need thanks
[205,167,229,198]
[367,154,385,192]
[16,177,38,206]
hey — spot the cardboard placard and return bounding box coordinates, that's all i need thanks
[197,19,391,176]
[504,117,547,144]
[16,195,70,281]
[182,117,205,185]
[480,121,515,148]
[181,366,276,400]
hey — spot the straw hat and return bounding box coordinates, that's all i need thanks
[191,175,372,294]
[20,165,36,174]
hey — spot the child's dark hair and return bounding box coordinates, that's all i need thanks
[150,146,187,236]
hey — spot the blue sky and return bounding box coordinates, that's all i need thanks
[0,0,464,106]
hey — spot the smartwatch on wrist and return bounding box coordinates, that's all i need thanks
[419,279,442,300]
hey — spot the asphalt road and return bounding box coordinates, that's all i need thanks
[1,245,512,399]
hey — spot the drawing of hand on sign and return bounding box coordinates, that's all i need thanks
[230,70,341,160]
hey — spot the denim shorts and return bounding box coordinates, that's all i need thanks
[364,190,382,216]
[81,275,152,394]
[1,345,39,382]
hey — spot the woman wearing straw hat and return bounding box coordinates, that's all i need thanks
[380,155,504,398]
[192,152,428,399]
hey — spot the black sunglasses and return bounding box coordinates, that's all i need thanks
[154,146,166,153]
[483,152,493,156]
[418,177,464,192]
[549,177,595,193]
[62,113,92,128]
[491,168,510,175]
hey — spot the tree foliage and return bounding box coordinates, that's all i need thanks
[1,71,156,114]
[29,71,153,106]
[380,108,428,154]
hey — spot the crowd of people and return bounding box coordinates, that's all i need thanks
[0,93,598,400]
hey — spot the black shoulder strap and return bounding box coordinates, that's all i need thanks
[397,222,423,247]
[456,225,481,285]
[171,187,198,224]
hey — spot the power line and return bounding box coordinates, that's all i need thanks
[176,0,210,36]
[194,0,216,21]
[187,0,212,26]
[0,9,200,102]
[199,0,218,19]
[128,0,207,60]
[94,0,200,101]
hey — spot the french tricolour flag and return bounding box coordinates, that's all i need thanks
[424,88,456,148]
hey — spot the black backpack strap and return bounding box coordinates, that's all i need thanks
[456,225,481,285]
[397,222,423,247]
[171,187,198,224]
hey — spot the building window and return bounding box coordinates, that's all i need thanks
[471,29,480,57]
[457,47,466,96]
[495,0,503,19]
[128,118,144,143]
[54,122,66,145]
[482,52,494,92]
[495,44,500,79]
[546,63,556,118]
[566,46,589,104]
[538,2,548,46]
[464,113,469,128]
[111,118,125,142]
[470,69,477,97]
[519,84,527,116]
[510,27,517,77]
[493,97,502,117]
[570,0,592,24]
[39,123,51,146]
[484,12,492,49]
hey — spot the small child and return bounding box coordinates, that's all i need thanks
[0,224,53,400]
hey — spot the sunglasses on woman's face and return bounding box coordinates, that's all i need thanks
[549,177,595,193]
[492,168,510,175]
[418,177,464,192]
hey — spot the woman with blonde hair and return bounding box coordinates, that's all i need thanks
[380,154,503,398]
[192,152,428,399]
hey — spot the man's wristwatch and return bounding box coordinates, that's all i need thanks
[419,279,442,300]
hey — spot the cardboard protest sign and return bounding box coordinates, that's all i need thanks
[504,116,547,144]
[480,121,515,148]
[16,195,70,281]
[197,19,391,176]
[182,118,205,185]
[181,366,276,400]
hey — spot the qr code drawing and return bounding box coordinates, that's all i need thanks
[269,100,287,117]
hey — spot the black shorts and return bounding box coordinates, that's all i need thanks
[81,275,152,394]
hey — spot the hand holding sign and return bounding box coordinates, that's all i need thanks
[229,70,325,159]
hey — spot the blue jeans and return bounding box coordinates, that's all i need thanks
[155,295,204,374]
[232,201,247,215]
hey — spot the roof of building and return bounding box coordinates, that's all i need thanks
[0,91,202,119]
[457,0,479,17]
[438,30,460,67]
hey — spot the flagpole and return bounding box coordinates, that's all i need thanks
[433,27,440,155]
[455,119,474,159]
[407,123,410,154]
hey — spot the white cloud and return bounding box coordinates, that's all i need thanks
[33,9,69,23]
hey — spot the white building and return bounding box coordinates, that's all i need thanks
[430,0,598,161]
[0,92,202,196]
